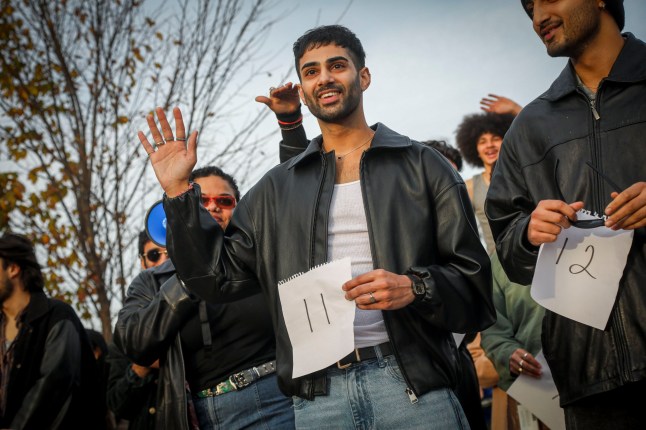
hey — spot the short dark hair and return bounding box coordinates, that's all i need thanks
[0,233,44,293]
[293,25,366,78]
[421,140,463,171]
[138,230,150,256]
[520,0,625,31]
[455,113,515,167]
[190,166,240,201]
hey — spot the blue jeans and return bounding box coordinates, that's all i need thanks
[193,373,295,429]
[293,351,469,429]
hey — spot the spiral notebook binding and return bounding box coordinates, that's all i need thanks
[277,260,338,286]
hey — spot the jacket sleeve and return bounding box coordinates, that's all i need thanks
[106,342,157,420]
[163,184,262,304]
[11,320,81,429]
[114,271,197,366]
[408,180,495,334]
[278,107,309,163]
[485,121,540,285]
[480,258,525,391]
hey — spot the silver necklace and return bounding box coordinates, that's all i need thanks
[329,133,374,160]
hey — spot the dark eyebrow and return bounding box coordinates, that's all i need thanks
[326,56,349,64]
[300,56,350,72]
[300,61,319,72]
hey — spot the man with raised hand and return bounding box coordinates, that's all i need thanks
[140,25,493,428]
[486,1,646,427]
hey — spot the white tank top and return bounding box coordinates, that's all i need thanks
[327,180,390,348]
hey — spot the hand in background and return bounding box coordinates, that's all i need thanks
[480,94,522,116]
[510,348,542,378]
[255,82,301,115]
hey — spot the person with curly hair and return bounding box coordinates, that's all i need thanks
[456,112,516,254]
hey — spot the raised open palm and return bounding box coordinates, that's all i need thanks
[138,107,198,197]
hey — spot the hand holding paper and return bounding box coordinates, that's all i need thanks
[531,214,633,330]
[278,258,356,378]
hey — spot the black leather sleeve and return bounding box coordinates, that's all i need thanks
[11,320,81,429]
[163,183,262,304]
[485,120,540,285]
[114,271,196,366]
[408,179,495,334]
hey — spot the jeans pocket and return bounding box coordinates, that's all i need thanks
[292,395,310,411]
[384,357,406,384]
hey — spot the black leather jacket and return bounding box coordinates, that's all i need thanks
[486,33,646,405]
[114,261,193,430]
[164,122,495,399]
[1,292,101,429]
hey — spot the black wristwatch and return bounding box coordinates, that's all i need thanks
[406,273,426,302]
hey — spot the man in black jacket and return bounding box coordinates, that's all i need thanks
[487,1,646,428]
[0,233,100,429]
[140,25,494,428]
[106,232,165,430]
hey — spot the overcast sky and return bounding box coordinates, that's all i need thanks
[5,0,644,209]
[238,0,646,183]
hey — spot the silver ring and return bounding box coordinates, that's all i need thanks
[523,352,529,359]
[175,137,187,142]
[368,292,377,304]
[519,359,524,368]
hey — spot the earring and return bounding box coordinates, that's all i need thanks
[599,1,605,8]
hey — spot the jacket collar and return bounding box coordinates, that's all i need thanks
[20,291,50,325]
[287,122,412,169]
[543,33,646,102]
[150,258,176,276]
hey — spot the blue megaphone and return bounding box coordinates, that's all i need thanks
[145,200,167,247]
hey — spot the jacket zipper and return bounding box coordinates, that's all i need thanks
[310,152,329,268]
[586,82,632,383]
[359,149,418,404]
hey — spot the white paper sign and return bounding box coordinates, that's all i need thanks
[507,351,565,430]
[278,258,356,378]
[531,220,633,329]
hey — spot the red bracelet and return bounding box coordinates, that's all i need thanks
[277,115,303,126]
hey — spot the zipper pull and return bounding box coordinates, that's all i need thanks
[590,100,600,120]
[406,387,418,404]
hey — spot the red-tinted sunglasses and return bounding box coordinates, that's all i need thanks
[200,194,237,210]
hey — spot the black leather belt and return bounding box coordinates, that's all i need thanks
[336,342,394,369]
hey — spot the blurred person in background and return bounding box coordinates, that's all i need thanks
[0,233,101,429]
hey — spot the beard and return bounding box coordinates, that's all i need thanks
[0,278,15,304]
[544,2,601,58]
[303,76,362,123]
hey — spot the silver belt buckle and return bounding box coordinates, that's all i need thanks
[230,371,251,389]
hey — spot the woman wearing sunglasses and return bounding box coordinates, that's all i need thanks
[115,166,294,430]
